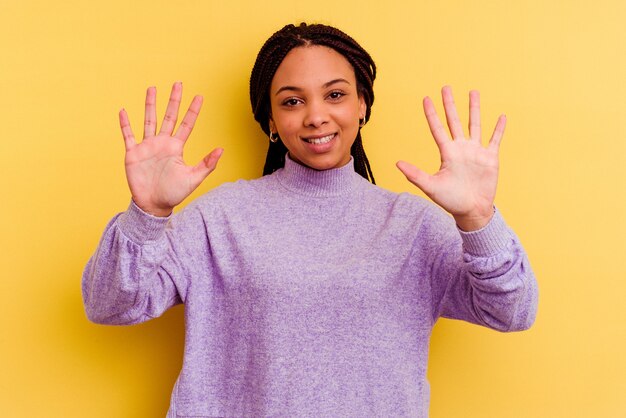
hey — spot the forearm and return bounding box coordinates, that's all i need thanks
[81,202,181,325]
[433,209,538,332]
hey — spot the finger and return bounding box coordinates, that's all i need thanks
[468,90,481,142]
[174,95,203,142]
[119,109,136,151]
[441,85,465,139]
[190,148,224,188]
[423,96,450,149]
[159,81,183,135]
[396,161,434,197]
[143,86,157,138]
[488,114,507,150]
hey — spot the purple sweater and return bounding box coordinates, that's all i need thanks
[82,156,538,417]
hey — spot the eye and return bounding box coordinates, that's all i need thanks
[282,97,302,107]
[327,90,346,101]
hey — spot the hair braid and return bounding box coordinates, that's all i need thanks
[250,23,377,183]
[351,133,375,183]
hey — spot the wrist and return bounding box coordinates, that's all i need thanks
[121,200,171,243]
[132,198,173,218]
[147,207,174,218]
[453,208,495,232]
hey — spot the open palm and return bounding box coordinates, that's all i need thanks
[119,82,223,217]
[397,86,506,231]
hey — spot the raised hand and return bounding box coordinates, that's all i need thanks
[397,86,506,231]
[119,82,223,217]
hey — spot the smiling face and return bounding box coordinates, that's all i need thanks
[269,46,366,171]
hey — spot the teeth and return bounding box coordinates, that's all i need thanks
[305,134,334,145]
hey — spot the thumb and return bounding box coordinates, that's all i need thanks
[396,161,433,196]
[190,148,224,188]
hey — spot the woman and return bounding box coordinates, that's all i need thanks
[83,23,538,417]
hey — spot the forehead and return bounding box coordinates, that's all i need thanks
[270,46,356,91]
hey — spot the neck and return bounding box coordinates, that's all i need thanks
[275,153,361,197]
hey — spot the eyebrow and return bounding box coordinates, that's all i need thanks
[274,78,352,96]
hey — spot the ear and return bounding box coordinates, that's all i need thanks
[358,96,366,120]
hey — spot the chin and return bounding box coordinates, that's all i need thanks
[302,155,349,171]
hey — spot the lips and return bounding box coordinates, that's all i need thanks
[302,133,336,145]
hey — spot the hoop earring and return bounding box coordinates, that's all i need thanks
[359,117,366,128]
[269,131,279,143]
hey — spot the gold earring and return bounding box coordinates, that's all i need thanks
[269,131,279,143]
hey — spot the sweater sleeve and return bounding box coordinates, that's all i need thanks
[427,207,538,332]
[81,201,198,325]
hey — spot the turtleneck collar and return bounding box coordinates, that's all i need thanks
[275,153,362,197]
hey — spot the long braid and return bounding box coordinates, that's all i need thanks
[262,140,289,176]
[351,133,375,183]
[250,23,377,183]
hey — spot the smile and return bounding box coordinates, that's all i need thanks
[302,134,336,145]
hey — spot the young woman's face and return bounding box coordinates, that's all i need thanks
[269,46,366,171]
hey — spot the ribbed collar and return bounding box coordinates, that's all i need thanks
[275,154,362,197]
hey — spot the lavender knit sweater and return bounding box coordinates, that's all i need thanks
[82,155,538,417]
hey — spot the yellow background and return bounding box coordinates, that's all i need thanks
[1,0,624,416]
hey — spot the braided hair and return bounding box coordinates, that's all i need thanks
[250,23,377,183]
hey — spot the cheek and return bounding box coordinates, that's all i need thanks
[271,110,295,135]
[338,106,361,129]
[278,116,300,138]
[343,98,363,120]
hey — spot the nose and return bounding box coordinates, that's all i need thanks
[303,99,329,128]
